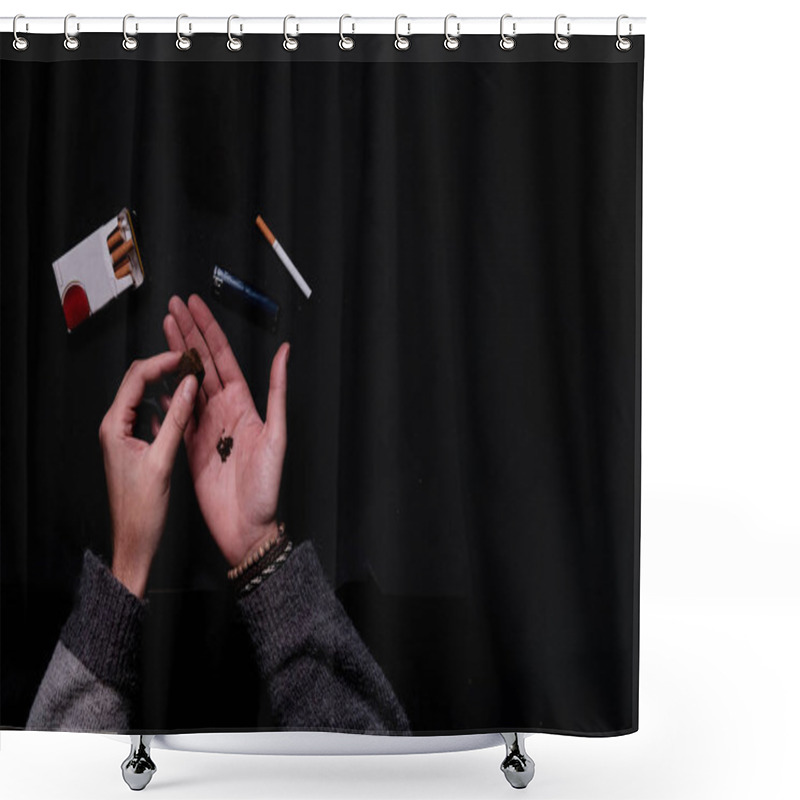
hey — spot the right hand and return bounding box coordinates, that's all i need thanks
[162,294,290,569]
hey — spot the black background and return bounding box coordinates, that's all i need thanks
[1,35,643,734]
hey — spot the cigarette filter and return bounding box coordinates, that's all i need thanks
[212,265,280,332]
[52,208,145,331]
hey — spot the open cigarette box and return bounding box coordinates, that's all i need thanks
[52,208,145,331]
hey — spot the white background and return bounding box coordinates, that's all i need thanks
[2,1,799,798]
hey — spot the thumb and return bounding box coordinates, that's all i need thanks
[264,343,289,449]
[153,375,198,469]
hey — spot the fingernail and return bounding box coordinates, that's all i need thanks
[182,375,197,401]
[285,343,291,364]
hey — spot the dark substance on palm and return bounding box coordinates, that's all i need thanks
[217,434,234,463]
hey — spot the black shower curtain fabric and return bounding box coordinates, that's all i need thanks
[0,33,644,736]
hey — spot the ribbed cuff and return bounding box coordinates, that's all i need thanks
[236,540,336,677]
[236,540,413,733]
[60,550,145,695]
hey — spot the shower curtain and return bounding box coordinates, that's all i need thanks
[0,29,644,736]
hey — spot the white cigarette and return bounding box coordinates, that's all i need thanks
[256,215,312,299]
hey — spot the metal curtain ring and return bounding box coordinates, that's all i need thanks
[500,14,516,50]
[283,15,299,51]
[616,14,632,51]
[122,15,138,51]
[339,14,355,50]
[64,13,80,51]
[12,14,29,51]
[444,14,460,51]
[227,15,242,51]
[176,14,192,50]
[554,14,570,51]
[394,15,410,50]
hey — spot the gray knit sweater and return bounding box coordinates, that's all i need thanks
[26,541,410,734]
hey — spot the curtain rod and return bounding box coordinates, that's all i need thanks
[1,16,646,37]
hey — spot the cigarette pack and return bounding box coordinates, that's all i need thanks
[52,208,145,331]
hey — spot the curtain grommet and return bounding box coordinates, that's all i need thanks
[616,15,632,51]
[283,15,299,51]
[444,14,460,51]
[176,14,192,50]
[554,14,570,51]
[339,14,355,51]
[394,15,410,50]
[227,15,243,51]
[63,13,80,51]
[500,14,516,50]
[122,14,138,51]
[12,14,29,51]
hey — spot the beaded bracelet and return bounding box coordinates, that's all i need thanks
[227,522,286,581]
[236,539,294,597]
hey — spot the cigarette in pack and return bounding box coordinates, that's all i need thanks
[52,208,145,331]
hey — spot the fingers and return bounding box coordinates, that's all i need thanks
[163,311,208,413]
[162,311,186,354]
[264,343,290,452]
[111,351,184,435]
[152,375,198,469]
[187,294,246,388]
[168,295,222,397]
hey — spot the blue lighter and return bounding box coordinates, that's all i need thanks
[212,265,280,332]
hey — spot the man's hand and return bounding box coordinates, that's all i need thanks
[163,294,290,568]
[100,352,199,598]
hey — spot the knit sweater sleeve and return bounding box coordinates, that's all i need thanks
[26,550,144,732]
[236,540,411,734]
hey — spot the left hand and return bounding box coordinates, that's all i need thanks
[99,352,199,598]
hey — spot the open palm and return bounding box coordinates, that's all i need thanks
[163,294,289,567]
